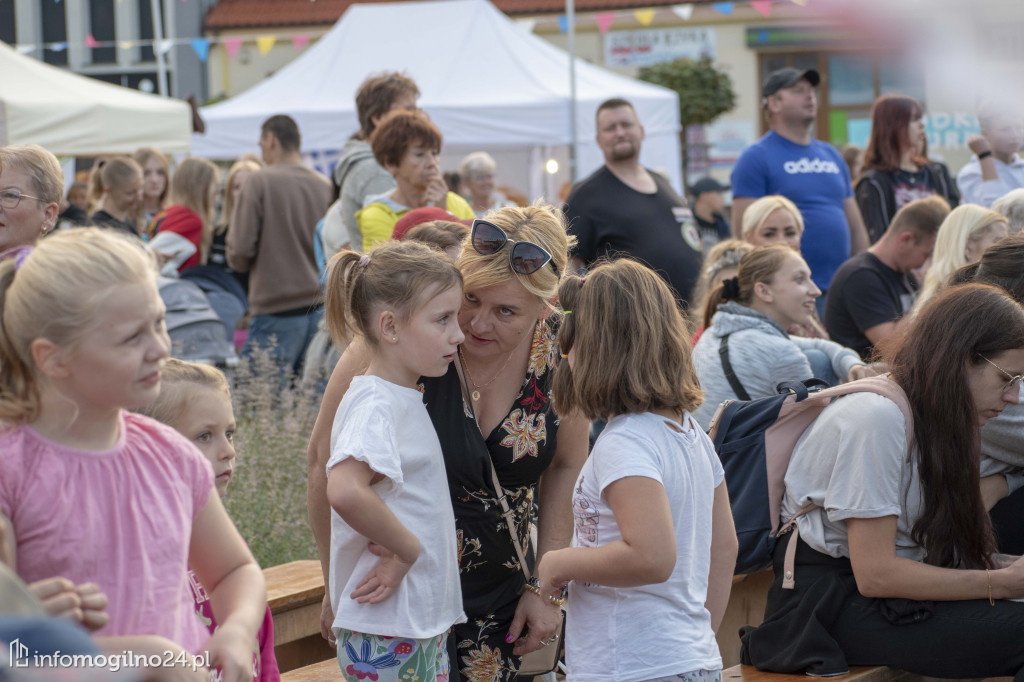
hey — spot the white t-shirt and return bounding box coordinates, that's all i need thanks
[326,375,466,638]
[782,392,924,561]
[566,412,725,682]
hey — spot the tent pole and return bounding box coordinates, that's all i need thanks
[567,0,577,184]
[151,0,170,97]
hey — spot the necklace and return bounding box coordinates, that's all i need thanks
[459,346,517,402]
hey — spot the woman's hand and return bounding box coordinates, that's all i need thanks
[204,622,254,682]
[423,176,449,207]
[350,541,418,604]
[967,134,993,157]
[506,565,563,656]
[535,550,569,594]
[847,364,878,382]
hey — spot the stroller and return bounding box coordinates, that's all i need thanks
[158,276,239,368]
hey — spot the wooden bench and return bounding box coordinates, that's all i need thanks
[723,665,920,681]
[264,560,335,674]
[716,570,774,668]
[280,657,339,681]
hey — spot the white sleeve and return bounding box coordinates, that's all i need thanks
[591,430,664,494]
[328,401,403,495]
[149,231,198,277]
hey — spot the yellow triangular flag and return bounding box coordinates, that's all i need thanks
[256,35,276,56]
[790,0,808,5]
[119,41,133,50]
[634,8,656,26]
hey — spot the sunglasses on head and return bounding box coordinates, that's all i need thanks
[471,219,560,279]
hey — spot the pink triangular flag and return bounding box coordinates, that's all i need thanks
[751,0,771,16]
[595,12,615,34]
[292,34,310,49]
[223,37,243,59]
[85,33,99,48]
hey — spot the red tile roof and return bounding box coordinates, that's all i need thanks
[204,0,716,30]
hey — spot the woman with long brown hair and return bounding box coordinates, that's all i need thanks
[147,157,219,275]
[743,283,1024,678]
[856,94,959,243]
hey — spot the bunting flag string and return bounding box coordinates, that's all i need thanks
[16,0,806,57]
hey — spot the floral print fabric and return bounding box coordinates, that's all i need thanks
[334,629,449,682]
[420,319,562,680]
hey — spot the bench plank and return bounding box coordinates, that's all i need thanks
[280,658,340,681]
[265,560,325,612]
[724,665,918,682]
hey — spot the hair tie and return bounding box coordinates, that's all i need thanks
[579,276,585,286]
[721,276,740,301]
[562,310,573,316]
[359,254,370,267]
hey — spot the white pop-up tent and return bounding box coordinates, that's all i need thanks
[192,0,683,197]
[0,41,192,156]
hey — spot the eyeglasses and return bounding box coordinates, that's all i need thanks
[0,189,44,210]
[471,219,560,278]
[980,354,1024,394]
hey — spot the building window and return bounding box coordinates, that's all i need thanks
[757,51,925,147]
[40,0,68,66]
[0,2,15,46]
[138,0,165,63]
[90,0,117,64]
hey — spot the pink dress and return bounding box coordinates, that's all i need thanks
[0,412,214,654]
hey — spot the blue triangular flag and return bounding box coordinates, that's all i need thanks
[190,38,209,62]
[50,42,68,51]
[557,15,568,33]
[711,2,734,14]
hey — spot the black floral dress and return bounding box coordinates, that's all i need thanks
[420,319,561,682]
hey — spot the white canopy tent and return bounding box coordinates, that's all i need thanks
[0,41,192,156]
[192,0,683,198]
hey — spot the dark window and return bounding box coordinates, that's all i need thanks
[137,0,165,62]
[0,2,16,46]
[40,0,68,66]
[90,0,116,64]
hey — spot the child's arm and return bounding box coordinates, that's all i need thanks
[705,482,738,633]
[0,511,15,567]
[326,457,421,604]
[189,493,266,682]
[536,475,677,590]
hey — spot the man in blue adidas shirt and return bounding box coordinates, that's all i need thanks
[731,68,869,307]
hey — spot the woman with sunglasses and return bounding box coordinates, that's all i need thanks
[743,284,1024,679]
[308,204,589,681]
[354,109,475,252]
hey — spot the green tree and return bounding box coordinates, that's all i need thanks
[638,56,737,190]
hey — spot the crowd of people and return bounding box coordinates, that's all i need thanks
[2,61,1024,682]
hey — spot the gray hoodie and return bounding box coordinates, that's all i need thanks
[692,302,862,430]
[325,138,396,253]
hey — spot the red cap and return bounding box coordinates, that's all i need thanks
[392,207,473,241]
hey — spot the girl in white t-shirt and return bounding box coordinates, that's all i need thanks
[323,240,467,682]
[538,259,738,682]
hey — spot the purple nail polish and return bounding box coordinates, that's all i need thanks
[505,634,514,643]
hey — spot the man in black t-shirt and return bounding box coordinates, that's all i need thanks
[824,196,950,359]
[563,98,703,310]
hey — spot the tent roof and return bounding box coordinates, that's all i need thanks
[193,0,680,159]
[0,42,193,156]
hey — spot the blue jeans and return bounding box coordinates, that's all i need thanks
[803,348,840,386]
[243,307,323,376]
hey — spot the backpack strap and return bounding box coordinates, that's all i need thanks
[719,334,752,402]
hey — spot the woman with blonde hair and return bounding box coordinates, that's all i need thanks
[915,204,1008,312]
[0,144,63,252]
[210,158,262,283]
[148,157,219,275]
[132,147,171,227]
[692,244,871,430]
[741,195,804,249]
[308,204,590,679]
[88,157,143,236]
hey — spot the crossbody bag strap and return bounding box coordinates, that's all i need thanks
[719,334,752,402]
[456,353,533,582]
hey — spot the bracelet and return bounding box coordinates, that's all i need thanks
[525,578,567,607]
[978,150,993,160]
[987,568,995,606]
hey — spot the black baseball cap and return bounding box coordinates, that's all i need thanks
[762,68,821,98]
[689,177,729,196]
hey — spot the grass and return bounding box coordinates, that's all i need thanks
[222,349,327,569]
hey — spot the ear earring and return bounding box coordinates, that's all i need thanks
[392,336,398,342]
